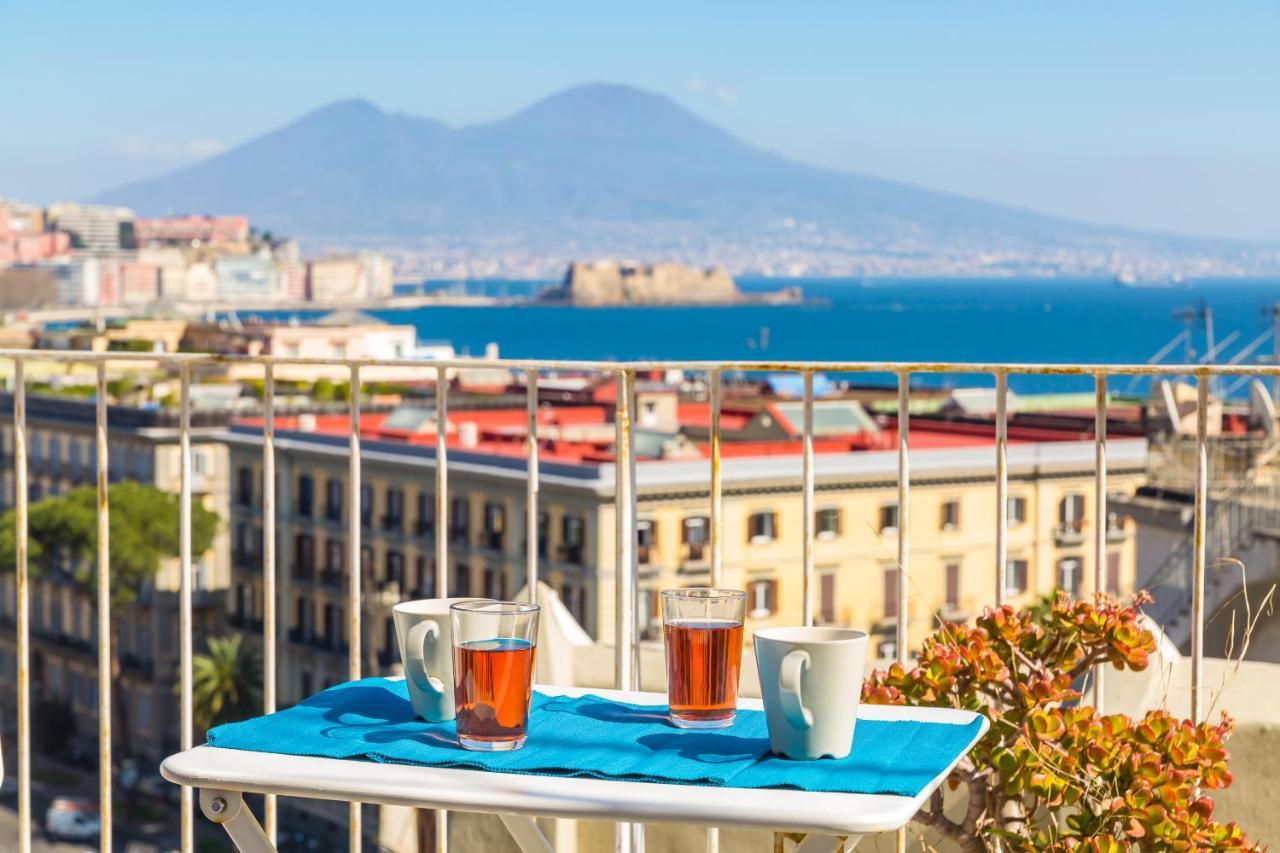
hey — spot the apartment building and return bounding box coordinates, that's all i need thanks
[221,391,1147,705]
[45,202,135,253]
[0,393,233,765]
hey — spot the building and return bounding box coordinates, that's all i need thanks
[0,392,233,765]
[308,252,394,302]
[220,390,1146,706]
[215,254,283,301]
[135,215,249,247]
[45,203,135,253]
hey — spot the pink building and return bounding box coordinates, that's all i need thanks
[135,215,250,246]
[119,262,161,305]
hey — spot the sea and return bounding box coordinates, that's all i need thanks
[259,277,1280,396]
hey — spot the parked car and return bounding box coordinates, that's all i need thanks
[45,797,101,842]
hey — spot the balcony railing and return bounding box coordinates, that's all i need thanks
[0,347,1256,853]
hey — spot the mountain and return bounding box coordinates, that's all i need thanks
[95,83,1272,276]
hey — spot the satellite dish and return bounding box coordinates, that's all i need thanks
[1249,379,1277,437]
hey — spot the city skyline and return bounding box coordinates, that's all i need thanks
[1,1,1278,242]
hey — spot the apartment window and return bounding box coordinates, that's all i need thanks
[360,546,373,579]
[385,551,405,588]
[1107,552,1122,595]
[682,516,709,561]
[325,478,343,522]
[1007,496,1027,526]
[1006,559,1029,595]
[450,497,470,544]
[415,492,434,536]
[748,578,778,618]
[537,511,549,558]
[1106,509,1126,535]
[234,583,250,623]
[295,597,314,640]
[815,508,841,540]
[237,466,253,507]
[944,561,961,612]
[360,483,373,528]
[879,503,899,535]
[636,520,656,565]
[940,500,960,531]
[483,567,506,600]
[883,567,899,619]
[562,514,585,564]
[324,540,343,576]
[415,555,435,597]
[1056,557,1082,596]
[454,563,471,597]
[818,570,836,624]
[234,523,249,565]
[1058,494,1085,532]
[297,475,314,518]
[483,501,506,550]
[747,511,777,545]
[299,670,313,699]
[384,487,404,532]
[326,604,345,650]
[294,534,315,578]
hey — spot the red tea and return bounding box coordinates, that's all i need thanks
[663,618,744,728]
[453,638,536,749]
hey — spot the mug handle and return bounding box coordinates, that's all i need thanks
[405,621,447,699]
[778,649,813,730]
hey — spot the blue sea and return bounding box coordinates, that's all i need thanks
[268,277,1280,395]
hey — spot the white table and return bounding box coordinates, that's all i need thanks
[161,684,986,853]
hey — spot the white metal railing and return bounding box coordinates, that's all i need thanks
[0,347,1261,853]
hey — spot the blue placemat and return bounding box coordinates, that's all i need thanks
[207,678,981,797]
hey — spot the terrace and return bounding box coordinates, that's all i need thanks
[1,348,1278,852]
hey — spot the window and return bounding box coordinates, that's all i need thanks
[562,514,585,564]
[360,546,373,579]
[944,561,961,612]
[815,508,841,540]
[331,342,347,359]
[297,475,313,518]
[384,487,404,532]
[1008,496,1027,526]
[324,540,343,577]
[819,571,836,624]
[1058,494,1085,532]
[415,491,434,536]
[237,466,253,507]
[940,500,960,531]
[415,555,435,597]
[748,578,778,618]
[747,511,777,544]
[454,563,471,597]
[483,501,505,550]
[1006,559,1029,595]
[385,551,405,588]
[300,670,313,699]
[295,597,314,640]
[537,512,549,558]
[234,523,250,565]
[294,534,315,578]
[325,478,343,522]
[682,516,709,561]
[883,567,899,619]
[324,604,343,649]
[360,483,373,528]
[1056,557,1082,596]
[636,520,656,565]
[483,567,506,600]
[450,497,470,544]
[879,504,899,535]
[1106,509,1126,535]
[1107,552,1122,595]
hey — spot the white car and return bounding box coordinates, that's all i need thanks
[45,797,101,843]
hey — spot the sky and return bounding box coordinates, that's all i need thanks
[1,1,1278,241]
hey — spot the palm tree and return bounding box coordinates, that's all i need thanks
[188,635,263,733]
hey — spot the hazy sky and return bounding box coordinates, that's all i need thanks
[2,0,1277,241]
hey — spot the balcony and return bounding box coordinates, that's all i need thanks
[2,347,1274,853]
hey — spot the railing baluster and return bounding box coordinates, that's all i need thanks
[262,363,278,841]
[801,370,815,627]
[706,370,722,853]
[614,368,637,853]
[95,362,113,853]
[14,359,30,853]
[995,371,1009,605]
[1093,374,1107,711]
[179,363,195,853]
[527,369,539,602]
[347,363,362,849]
[434,365,449,853]
[895,372,911,853]
[1191,373,1209,723]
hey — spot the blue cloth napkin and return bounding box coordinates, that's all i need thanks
[206,678,981,797]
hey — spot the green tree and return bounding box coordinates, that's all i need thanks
[311,378,336,402]
[0,482,220,755]
[186,635,262,733]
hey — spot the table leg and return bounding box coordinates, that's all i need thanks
[498,813,556,853]
[197,788,276,853]
[794,834,862,853]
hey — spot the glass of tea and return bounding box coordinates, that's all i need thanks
[662,588,747,729]
[449,599,540,751]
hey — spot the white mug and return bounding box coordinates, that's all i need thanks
[753,626,869,760]
[393,598,476,722]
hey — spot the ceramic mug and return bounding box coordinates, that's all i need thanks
[753,626,869,760]
[393,598,480,722]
